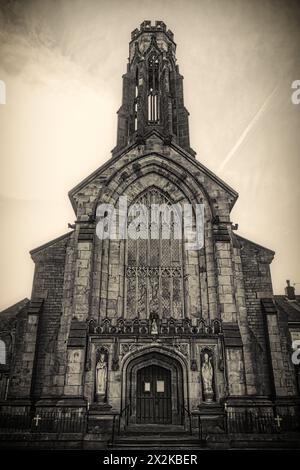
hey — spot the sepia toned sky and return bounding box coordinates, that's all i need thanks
[0,0,300,310]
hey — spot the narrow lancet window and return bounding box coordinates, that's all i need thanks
[134,67,138,131]
[0,340,6,364]
[148,54,160,123]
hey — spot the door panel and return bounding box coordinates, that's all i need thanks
[137,365,172,424]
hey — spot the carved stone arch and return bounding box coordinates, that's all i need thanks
[146,36,162,55]
[94,167,212,249]
[87,318,97,334]
[122,171,199,213]
[120,345,189,424]
[95,345,110,363]
[212,318,222,334]
[121,344,189,376]
[91,152,215,219]
[201,345,213,353]
[130,183,174,206]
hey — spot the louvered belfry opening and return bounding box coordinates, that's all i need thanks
[148,53,160,123]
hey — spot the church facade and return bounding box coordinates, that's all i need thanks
[0,21,299,448]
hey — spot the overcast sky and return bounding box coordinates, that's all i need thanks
[0,0,300,310]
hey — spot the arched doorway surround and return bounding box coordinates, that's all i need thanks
[121,345,189,425]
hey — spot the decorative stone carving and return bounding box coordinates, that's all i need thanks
[201,349,214,403]
[88,317,222,337]
[96,354,107,395]
[151,318,158,335]
[111,357,119,371]
[95,347,109,403]
[95,343,112,352]
[174,343,189,358]
[120,342,144,358]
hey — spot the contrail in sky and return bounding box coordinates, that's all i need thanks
[218,83,280,172]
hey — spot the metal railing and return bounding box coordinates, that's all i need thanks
[1,407,299,441]
[0,411,32,432]
[225,410,300,434]
[111,414,117,446]
[0,411,87,434]
[193,409,300,441]
[106,403,131,447]
[197,414,203,441]
[117,403,130,435]
[181,404,192,435]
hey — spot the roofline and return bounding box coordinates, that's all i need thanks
[30,231,73,257]
[0,297,30,315]
[235,233,275,255]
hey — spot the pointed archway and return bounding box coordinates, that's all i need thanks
[121,346,188,425]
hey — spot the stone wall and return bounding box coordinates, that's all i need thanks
[277,310,298,396]
[29,234,70,398]
[238,236,274,395]
[8,309,31,398]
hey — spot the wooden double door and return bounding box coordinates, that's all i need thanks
[136,365,172,424]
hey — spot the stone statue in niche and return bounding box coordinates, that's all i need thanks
[151,318,158,335]
[201,351,214,403]
[149,311,159,335]
[95,351,108,402]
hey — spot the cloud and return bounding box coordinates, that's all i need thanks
[0,0,115,90]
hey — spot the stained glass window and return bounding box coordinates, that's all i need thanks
[125,188,184,319]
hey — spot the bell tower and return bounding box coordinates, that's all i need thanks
[113,20,195,156]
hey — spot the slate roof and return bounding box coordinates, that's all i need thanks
[0,298,30,318]
[274,295,300,324]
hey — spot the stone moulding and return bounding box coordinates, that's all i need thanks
[87,317,222,337]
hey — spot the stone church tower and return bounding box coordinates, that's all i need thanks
[0,21,299,447]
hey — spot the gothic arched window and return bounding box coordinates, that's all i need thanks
[134,67,138,131]
[148,54,160,123]
[0,340,6,364]
[125,188,184,319]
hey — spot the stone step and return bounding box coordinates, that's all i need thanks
[116,435,199,442]
[110,430,206,449]
[112,444,206,449]
[110,438,206,449]
[120,425,189,436]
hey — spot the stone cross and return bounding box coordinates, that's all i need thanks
[33,414,42,427]
[274,415,282,428]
